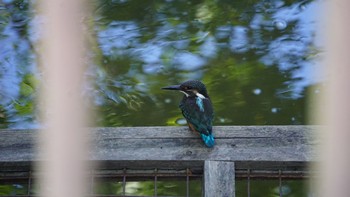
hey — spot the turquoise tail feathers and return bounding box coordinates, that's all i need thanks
[200,133,215,148]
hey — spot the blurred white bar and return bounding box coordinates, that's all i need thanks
[37,0,89,197]
[318,0,350,196]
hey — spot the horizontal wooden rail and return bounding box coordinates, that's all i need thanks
[0,126,319,171]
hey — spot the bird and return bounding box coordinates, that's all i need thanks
[162,80,215,147]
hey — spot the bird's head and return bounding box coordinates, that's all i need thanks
[162,80,209,98]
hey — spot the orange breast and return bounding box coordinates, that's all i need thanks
[187,122,199,136]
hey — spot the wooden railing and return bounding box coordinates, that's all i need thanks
[0,126,318,196]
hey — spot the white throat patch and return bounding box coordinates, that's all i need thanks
[196,93,205,99]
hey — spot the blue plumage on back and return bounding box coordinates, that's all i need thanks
[162,80,215,148]
[196,97,205,112]
[180,96,214,147]
[201,134,215,148]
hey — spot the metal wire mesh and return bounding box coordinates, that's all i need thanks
[91,168,202,197]
[0,167,311,197]
[235,169,311,197]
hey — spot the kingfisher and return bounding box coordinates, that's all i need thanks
[162,80,215,148]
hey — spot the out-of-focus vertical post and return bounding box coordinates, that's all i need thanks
[37,0,90,197]
[318,0,350,196]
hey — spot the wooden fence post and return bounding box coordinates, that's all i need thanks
[204,160,235,197]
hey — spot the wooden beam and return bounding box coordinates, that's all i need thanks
[204,161,235,197]
[0,126,318,170]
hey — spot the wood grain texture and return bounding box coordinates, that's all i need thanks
[0,126,319,170]
[204,161,235,197]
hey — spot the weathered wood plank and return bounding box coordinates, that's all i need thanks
[93,125,318,138]
[0,126,318,139]
[204,161,235,197]
[0,126,318,170]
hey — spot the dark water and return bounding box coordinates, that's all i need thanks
[0,0,322,129]
[91,0,322,128]
[0,0,322,196]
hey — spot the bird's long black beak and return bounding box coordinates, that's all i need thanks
[161,84,181,90]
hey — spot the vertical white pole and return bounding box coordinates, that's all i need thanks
[318,0,350,196]
[37,0,89,197]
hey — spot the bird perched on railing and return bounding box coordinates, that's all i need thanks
[162,80,215,147]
